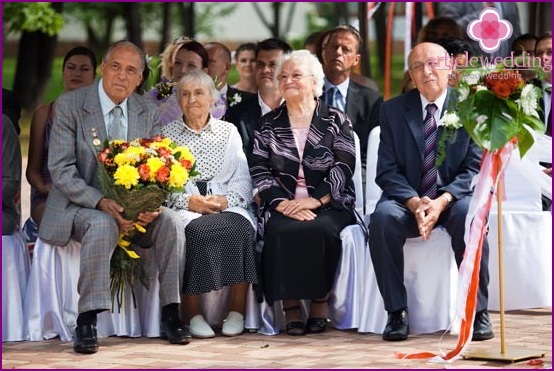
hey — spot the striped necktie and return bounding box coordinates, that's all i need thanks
[419,103,438,199]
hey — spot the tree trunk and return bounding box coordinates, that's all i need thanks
[124,3,143,50]
[374,4,387,76]
[13,31,58,110]
[179,3,195,38]
[159,2,171,54]
[272,3,281,38]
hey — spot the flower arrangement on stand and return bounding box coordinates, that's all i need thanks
[93,135,198,311]
[437,66,544,166]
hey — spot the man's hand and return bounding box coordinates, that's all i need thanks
[415,196,449,240]
[96,197,134,235]
[136,209,161,229]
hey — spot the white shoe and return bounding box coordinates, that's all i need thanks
[222,311,244,337]
[188,315,215,338]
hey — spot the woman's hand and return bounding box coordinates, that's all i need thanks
[188,195,224,214]
[276,198,320,218]
[206,195,228,211]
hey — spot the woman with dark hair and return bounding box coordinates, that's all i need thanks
[25,46,97,228]
[149,38,209,125]
[417,16,464,44]
[231,43,257,94]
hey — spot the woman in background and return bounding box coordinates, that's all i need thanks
[231,43,257,94]
[26,46,97,227]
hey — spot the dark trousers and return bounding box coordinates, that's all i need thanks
[368,195,489,313]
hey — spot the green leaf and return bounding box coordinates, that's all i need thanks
[516,126,535,158]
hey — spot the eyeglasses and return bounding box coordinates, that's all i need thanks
[276,73,313,82]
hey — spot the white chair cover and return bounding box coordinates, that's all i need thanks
[24,239,144,341]
[362,125,458,334]
[487,211,552,310]
[2,231,31,342]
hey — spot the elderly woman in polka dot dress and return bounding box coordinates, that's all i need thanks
[163,70,257,339]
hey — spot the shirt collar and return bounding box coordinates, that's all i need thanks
[419,89,448,118]
[98,78,128,118]
[258,93,284,116]
[182,115,215,134]
[324,77,350,98]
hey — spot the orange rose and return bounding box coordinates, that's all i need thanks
[155,166,170,183]
[138,164,150,181]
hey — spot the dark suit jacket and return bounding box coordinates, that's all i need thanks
[224,93,262,162]
[376,88,482,203]
[323,80,382,163]
[39,81,160,246]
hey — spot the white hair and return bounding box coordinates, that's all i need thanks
[274,49,325,98]
[176,70,219,103]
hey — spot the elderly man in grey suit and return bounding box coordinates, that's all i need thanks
[368,42,493,342]
[39,41,190,354]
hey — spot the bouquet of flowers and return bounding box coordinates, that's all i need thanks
[151,76,176,101]
[437,66,544,166]
[93,135,197,311]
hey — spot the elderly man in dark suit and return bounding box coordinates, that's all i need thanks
[39,41,189,354]
[368,42,493,342]
[225,38,292,162]
[322,25,382,182]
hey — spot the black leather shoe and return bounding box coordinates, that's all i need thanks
[73,324,98,354]
[472,310,494,341]
[306,317,328,334]
[160,316,191,344]
[383,308,409,341]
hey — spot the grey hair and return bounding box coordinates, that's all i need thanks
[274,49,325,98]
[103,40,145,71]
[176,70,220,103]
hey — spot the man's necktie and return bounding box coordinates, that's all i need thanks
[419,103,438,199]
[109,106,126,141]
[326,86,345,112]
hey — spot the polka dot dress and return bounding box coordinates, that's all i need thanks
[183,211,257,295]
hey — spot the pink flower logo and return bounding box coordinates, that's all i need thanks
[467,7,513,53]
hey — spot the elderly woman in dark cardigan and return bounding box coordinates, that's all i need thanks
[250,50,356,336]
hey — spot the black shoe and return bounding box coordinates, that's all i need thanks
[285,321,306,336]
[472,310,494,341]
[306,317,328,334]
[383,308,409,341]
[160,316,191,344]
[73,324,98,354]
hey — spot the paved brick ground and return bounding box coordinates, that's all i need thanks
[2,307,551,369]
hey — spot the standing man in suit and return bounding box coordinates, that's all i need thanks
[439,2,521,59]
[39,41,190,354]
[205,42,253,119]
[225,38,292,162]
[322,25,382,182]
[368,42,493,342]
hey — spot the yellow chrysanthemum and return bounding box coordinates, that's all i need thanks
[111,139,126,146]
[169,163,189,189]
[150,137,173,151]
[113,164,140,189]
[146,157,165,181]
[114,151,141,167]
[173,146,194,162]
[126,145,146,157]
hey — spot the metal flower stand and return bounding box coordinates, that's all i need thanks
[463,181,547,362]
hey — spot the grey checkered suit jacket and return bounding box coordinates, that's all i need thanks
[39,81,185,312]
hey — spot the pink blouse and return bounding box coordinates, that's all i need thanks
[292,127,310,199]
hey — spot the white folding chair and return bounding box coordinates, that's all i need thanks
[2,231,31,342]
[24,239,147,341]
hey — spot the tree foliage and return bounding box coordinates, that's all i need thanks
[3,2,64,36]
